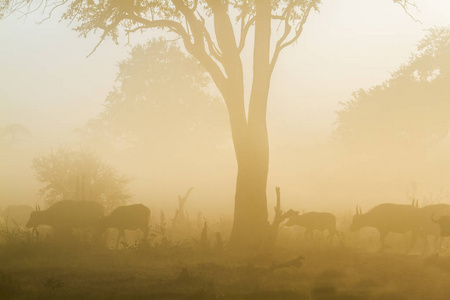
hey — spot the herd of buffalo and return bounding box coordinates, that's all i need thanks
[1,199,450,253]
[1,202,150,249]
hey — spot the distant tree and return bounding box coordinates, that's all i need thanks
[1,0,419,251]
[335,27,450,152]
[81,39,227,155]
[0,124,31,146]
[32,148,131,212]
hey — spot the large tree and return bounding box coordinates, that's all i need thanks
[81,39,227,156]
[1,0,418,251]
[335,27,450,152]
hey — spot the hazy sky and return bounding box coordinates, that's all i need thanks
[1,0,449,144]
[1,0,450,211]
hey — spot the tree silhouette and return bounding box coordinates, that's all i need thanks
[81,39,227,155]
[335,27,450,152]
[32,148,131,212]
[0,124,31,146]
[1,0,419,252]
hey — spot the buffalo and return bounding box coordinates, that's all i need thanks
[431,213,450,237]
[417,204,450,253]
[95,204,151,249]
[350,204,421,252]
[285,212,340,243]
[26,200,104,230]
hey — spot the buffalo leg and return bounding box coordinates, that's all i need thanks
[327,230,333,244]
[420,234,429,255]
[142,226,149,244]
[115,229,125,250]
[418,232,435,255]
[405,232,418,254]
[379,231,388,251]
[435,235,442,254]
[102,229,110,248]
[304,230,313,241]
[329,229,341,245]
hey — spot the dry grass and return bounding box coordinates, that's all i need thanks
[2,222,450,300]
[2,235,450,300]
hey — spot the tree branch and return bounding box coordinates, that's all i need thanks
[196,11,223,62]
[124,12,227,93]
[37,0,69,24]
[87,15,125,57]
[168,0,228,96]
[394,0,422,24]
[204,0,241,67]
[203,0,245,101]
[270,2,314,75]
[237,15,255,53]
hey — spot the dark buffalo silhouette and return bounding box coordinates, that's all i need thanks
[431,213,450,237]
[417,204,450,253]
[26,200,104,230]
[350,204,421,251]
[285,212,339,242]
[95,204,151,249]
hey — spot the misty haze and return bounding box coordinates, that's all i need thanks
[1,0,450,299]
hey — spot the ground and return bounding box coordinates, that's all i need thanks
[1,240,450,300]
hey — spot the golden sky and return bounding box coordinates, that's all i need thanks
[1,0,449,144]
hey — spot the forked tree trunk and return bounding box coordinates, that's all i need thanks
[225,0,272,252]
[197,0,272,252]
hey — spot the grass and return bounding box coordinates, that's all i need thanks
[2,225,450,300]
[2,242,450,300]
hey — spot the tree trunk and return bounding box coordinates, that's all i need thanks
[226,0,272,253]
[228,128,270,251]
[198,0,272,253]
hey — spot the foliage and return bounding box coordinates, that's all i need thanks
[81,39,227,153]
[2,0,322,43]
[335,27,450,151]
[32,148,131,210]
[0,0,322,79]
